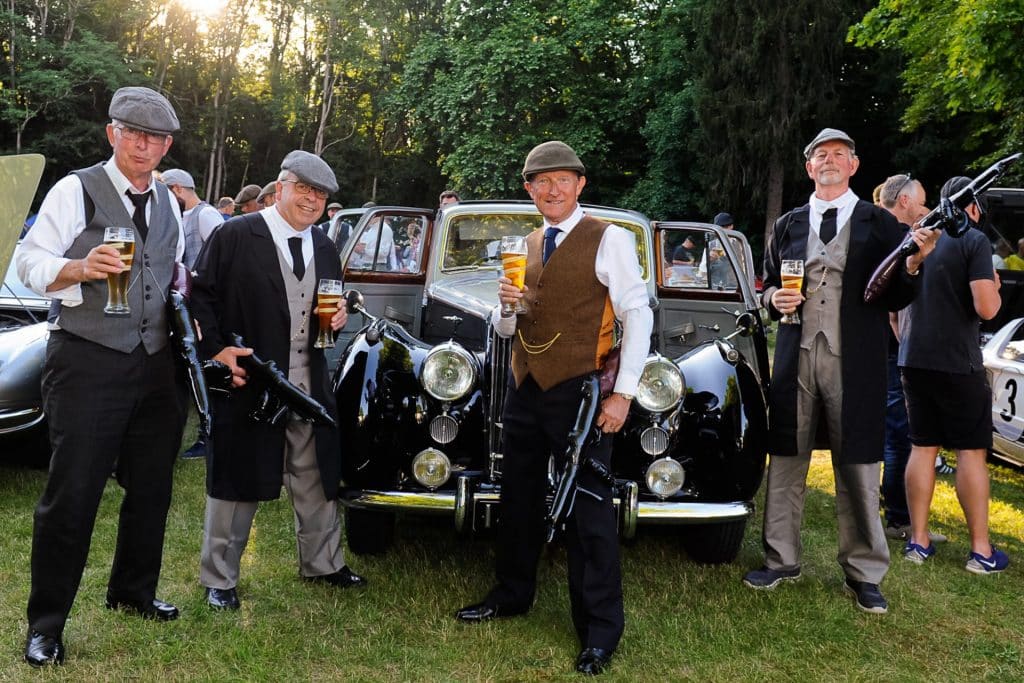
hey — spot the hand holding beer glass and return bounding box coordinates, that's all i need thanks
[315,279,344,348]
[103,227,135,316]
[500,235,528,315]
[779,259,804,324]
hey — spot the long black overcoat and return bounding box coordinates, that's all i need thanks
[762,200,919,464]
[191,213,342,500]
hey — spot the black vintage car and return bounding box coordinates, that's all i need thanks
[330,201,770,564]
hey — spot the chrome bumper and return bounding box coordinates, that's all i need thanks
[340,476,754,539]
[0,407,45,435]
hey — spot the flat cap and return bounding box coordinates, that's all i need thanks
[234,184,262,205]
[803,128,855,159]
[522,141,585,180]
[109,86,180,135]
[327,202,343,211]
[280,150,339,194]
[713,212,734,227]
[257,181,277,202]
[161,168,194,189]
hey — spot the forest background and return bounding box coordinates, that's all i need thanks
[1,0,1022,250]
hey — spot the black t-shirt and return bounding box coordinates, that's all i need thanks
[672,244,696,264]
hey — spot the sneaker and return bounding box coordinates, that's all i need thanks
[884,523,947,544]
[935,455,956,475]
[903,541,936,564]
[965,546,1010,575]
[843,578,888,614]
[742,566,801,590]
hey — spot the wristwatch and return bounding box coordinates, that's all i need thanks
[615,392,635,401]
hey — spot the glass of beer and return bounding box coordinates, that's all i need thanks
[103,227,135,316]
[315,279,344,348]
[779,259,804,324]
[500,235,528,315]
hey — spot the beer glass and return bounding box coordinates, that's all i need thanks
[103,227,135,316]
[779,259,804,324]
[315,279,344,348]
[500,235,528,315]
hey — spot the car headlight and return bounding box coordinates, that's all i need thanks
[636,355,685,413]
[645,457,685,498]
[412,448,451,489]
[420,342,477,401]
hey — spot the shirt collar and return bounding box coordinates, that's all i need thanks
[809,188,857,216]
[543,204,585,234]
[104,156,160,203]
[264,205,312,242]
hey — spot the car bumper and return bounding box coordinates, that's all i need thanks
[0,406,45,435]
[340,475,754,539]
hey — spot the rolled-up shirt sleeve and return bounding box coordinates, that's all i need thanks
[15,174,88,304]
[596,226,653,395]
[490,305,517,337]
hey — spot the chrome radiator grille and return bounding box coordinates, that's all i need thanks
[487,326,513,479]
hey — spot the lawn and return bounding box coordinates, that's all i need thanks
[1,446,1023,681]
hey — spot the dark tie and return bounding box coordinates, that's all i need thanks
[288,236,305,280]
[820,207,838,245]
[126,190,150,242]
[543,227,561,265]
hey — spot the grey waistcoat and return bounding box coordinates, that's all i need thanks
[800,219,851,355]
[275,245,315,392]
[182,201,212,270]
[51,163,178,354]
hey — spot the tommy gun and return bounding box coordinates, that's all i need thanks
[864,152,1021,304]
[168,262,216,438]
[228,333,337,429]
[544,375,616,543]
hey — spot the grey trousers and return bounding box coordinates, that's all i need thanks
[762,334,890,583]
[200,419,344,589]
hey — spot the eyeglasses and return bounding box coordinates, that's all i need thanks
[114,125,168,146]
[280,179,329,199]
[529,176,577,192]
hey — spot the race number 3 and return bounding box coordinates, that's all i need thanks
[993,371,1024,442]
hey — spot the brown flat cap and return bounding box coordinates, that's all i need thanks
[522,141,585,180]
[234,184,262,205]
[109,86,180,135]
[257,182,277,202]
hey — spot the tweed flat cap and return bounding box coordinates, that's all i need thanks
[522,141,585,180]
[161,168,195,189]
[109,86,180,135]
[234,184,262,205]
[280,150,339,194]
[327,202,343,211]
[803,128,855,159]
[257,181,277,202]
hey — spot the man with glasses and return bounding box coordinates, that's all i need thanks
[191,150,366,612]
[16,86,186,667]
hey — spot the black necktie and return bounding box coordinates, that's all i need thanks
[126,190,150,242]
[543,227,561,265]
[288,236,305,280]
[820,207,838,245]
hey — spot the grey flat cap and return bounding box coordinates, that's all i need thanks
[280,150,339,194]
[522,141,585,180]
[161,168,194,189]
[234,184,262,205]
[327,202,343,210]
[803,128,855,159]
[109,86,180,135]
[257,181,277,202]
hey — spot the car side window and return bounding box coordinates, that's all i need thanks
[661,230,738,291]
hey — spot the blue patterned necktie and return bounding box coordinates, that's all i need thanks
[543,227,561,265]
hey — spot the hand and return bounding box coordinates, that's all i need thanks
[595,394,631,434]
[497,276,527,308]
[771,287,804,315]
[78,244,125,281]
[905,225,940,272]
[327,306,348,331]
[212,346,253,388]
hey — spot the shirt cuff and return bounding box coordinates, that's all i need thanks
[490,305,516,338]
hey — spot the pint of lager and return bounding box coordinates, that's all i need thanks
[315,279,344,348]
[779,259,804,325]
[103,227,136,316]
[500,235,528,315]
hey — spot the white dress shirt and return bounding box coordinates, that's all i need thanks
[16,157,183,304]
[262,205,313,272]
[808,188,858,237]
[186,203,226,242]
[490,204,654,395]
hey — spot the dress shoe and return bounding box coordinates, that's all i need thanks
[206,587,240,610]
[454,601,527,623]
[105,596,180,621]
[305,566,367,588]
[575,647,613,675]
[24,630,64,667]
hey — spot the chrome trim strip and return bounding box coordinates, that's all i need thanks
[636,500,753,524]
[0,407,45,434]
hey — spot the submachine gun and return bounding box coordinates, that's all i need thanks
[168,262,216,438]
[864,152,1021,304]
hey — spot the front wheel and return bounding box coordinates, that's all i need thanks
[344,508,396,555]
[680,519,747,565]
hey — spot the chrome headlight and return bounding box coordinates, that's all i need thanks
[645,457,685,498]
[412,448,451,489]
[636,356,685,413]
[420,342,477,401]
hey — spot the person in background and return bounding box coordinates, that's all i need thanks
[713,212,734,230]
[257,182,277,209]
[234,184,262,214]
[1005,238,1024,270]
[320,201,343,231]
[216,196,235,220]
[161,168,224,270]
[439,189,460,209]
[992,240,1010,270]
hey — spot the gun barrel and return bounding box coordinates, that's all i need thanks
[169,290,213,438]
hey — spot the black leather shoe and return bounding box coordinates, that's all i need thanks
[24,630,64,667]
[305,566,367,588]
[206,587,240,610]
[105,596,180,621]
[575,647,613,675]
[454,601,527,623]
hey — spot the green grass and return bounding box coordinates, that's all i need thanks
[2,445,1024,681]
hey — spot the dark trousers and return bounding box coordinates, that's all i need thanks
[881,352,911,526]
[486,374,624,652]
[27,331,185,637]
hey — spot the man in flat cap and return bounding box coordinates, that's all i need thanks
[234,183,262,214]
[713,212,734,230]
[257,181,277,209]
[161,168,224,270]
[16,85,186,667]
[191,149,365,612]
[456,141,653,675]
[742,128,938,614]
